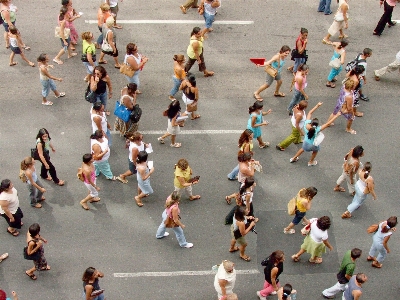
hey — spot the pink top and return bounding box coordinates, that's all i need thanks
[294,73,307,90]
[386,0,397,7]
[84,171,96,184]
[166,203,180,218]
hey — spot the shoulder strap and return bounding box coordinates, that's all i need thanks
[84,45,91,54]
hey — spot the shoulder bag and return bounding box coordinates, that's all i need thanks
[313,131,325,146]
[264,65,278,78]
[85,84,97,103]
[329,58,342,70]
[287,197,296,215]
[55,26,70,39]
[23,240,40,260]
[81,46,96,63]
[101,30,113,52]
[120,64,135,77]
[114,101,131,122]
[336,263,353,284]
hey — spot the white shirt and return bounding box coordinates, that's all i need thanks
[213,264,236,296]
[107,0,118,7]
[0,187,20,214]
[128,141,144,162]
[309,218,328,243]
[91,108,108,134]
[91,138,110,163]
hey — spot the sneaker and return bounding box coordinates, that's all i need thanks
[322,294,335,299]
[163,232,169,237]
[183,243,193,248]
[308,160,318,166]
[289,157,299,163]
[256,291,267,300]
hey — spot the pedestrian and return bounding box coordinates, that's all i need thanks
[158,100,184,148]
[134,151,154,207]
[90,66,113,112]
[322,0,349,43]
[325,40,348,88]
[106,0,123,29]
[37,53,65,106]
[291,216,334,264]
[0,179,23,237]
[53,6,77,65]
[229,206,256,261]
[35,128,65,185]
[287,64,309,113]
[180,74,201,119]
[173,158,200,200]
[98,16,121,68]
[90,130,116,180]
[284,187,318,234]
[122,43,148,93]
[79,153,101,210]
[155,191,194,248]
[200,0,221,36]
[184,27,214,77]
[277,284,297,300]
[318,0,333,15]
[322,248,362,299]
[20,157,46,209]
[333,145,364,195]
[342,273,367,300]
[62,0,81,48]
[81,31,97,83]
[214,260,236,300]
[256,250,285,300]
[341,162,377,219]
[247,101,272,148]
[289,102,339,166]
[276,100,307,151]
[180,0,199,14]
[344,65,364,117]
[0,290,18,300]
[0,0,17,48]
[367,216,397,268]
[82,267,105,300]
[7,25,34,67]
[351,49,372,102]
[373,0,399,36]
[238,176,258,220]
[227,129,253,181]
[169,54,186,101]
[374,50,400,81]
[25,223,50,280]
[114,83,139,136]
[288,28,308,73]
[0,253,8,263]
[253,45,291,101]
[96,3,111,49]
[90,102,112,144]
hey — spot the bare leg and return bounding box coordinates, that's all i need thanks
[160,132,171,140]
[294,248,306,258]
[54,48,65,62]
[19,52,34,66]
[254,83,270,98]
[284,222,295,231]
[171,135,176,145]
[309,151,318,164]
[256,137,264,146]
[291,148,304,160]
[275,79,283,94]
[119,170,133,180]
[323,33,332,42]
[345,120,355,133]
[239,243,248,259]
[229,239,237,251]
[9,52,15,65]
[113,56,120,67]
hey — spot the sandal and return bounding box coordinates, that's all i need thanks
[308,160,318,167]
[9,62,17,66]
[276,145,285,151]
[116,176,128,184]
[284,228,295,234]
[274,92,286,97]
[180,5,187,14]
[52,58,63,65]
[43,176,52,181]
[259,142,270,148]
[42,101,53,106]
[169,96,176,101]
[291,254,300,262]
[345,129,357,135]
[170,143,181,148]
[240,255,251,262]
[56,180,65,186]
[7,229,19,236]
[289,157,299,163]
[190,195,201,201]
[253,93,263,101]
[98,60,107,64]
[41,265,51,271]
[225,196,231,205]
[26,272,37,280]
[191,115,201,120]
[28,62,35,67]
[157,137,165,144]
[68,53,78,58]
[0,253,9,263]
[229,247,239,252]
[204,71,214,77]
[334,187,346,192]
[338,34,348,39]
[33,203,42,208]
[372,261,382,268]
[135,196,144,207]
[107,176,117,181]
[80,200,89,210]
[374,75,380,81]
[89,197,101,203]
[55,92,66,98]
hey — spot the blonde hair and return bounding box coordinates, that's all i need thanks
[100,3,110,12]
[173,54,185,62]
[106,16,115,27]
[165,191,180,208]
[81,31,92,41]
[344,79,355,90]
[222,260,234,272]
[21,157,34,171]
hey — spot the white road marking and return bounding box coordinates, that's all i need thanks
[85,20,253,25]
[114,269,259,277]
[111,130,244,135]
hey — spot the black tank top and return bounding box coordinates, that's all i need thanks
[95,80,107,95]
[264,260,283,284]
[83,278,100,293]
[184,86,196,101]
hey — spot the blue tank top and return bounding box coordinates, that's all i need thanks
[26,168,38,185]
[83,278,101,293]
[271,58,285,73]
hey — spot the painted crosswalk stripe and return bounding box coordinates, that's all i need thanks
[111,130,244,135]
[85,20,253,25]
[114,269,259,277]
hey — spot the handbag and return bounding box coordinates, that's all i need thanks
[23,240,40,261]
[329,58,342,70]
[114,101,131,122]
[31,145,49,161]
[187,102,197,112]
[85,85,97,103]
[264,65,278,78]
[287,197,296,215]
[101,30,113,52]
[164,215,179,228]
[334,13,344,22]
[81,46,97,62]
[301,223,311,236]
[54,26,70,38]
[313,131,325,146]
[120,64,135,77]
[367,224,379,234]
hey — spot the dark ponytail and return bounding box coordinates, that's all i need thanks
[249,101,263,114]
[307,118,319,140]
[363,162,372,179]
[0,179,11,193]
[282,283,293,300]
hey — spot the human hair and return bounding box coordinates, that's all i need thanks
[187,74,196,87]
[349,65,365,76]
[226,293,238,300]
[240,152,252,163]
[93,65,107,78]
[362,162,372,179]
[238,129,253,148]
[350,248,362,260]
[36,128,51,144]
[37,53,47,63]
[338,40,348,49]
[298,100,308,110]
[100,3,110,12]
[126,43,136,55]
[82,153,92,164]
[92,101,103,111]
[106,16,115,27]
[300,186,318,199]
[173,54,185,62]
[363,48,372,56]
[297,64,309,72]
[9,25,18,35]
[90,130,103,140]
[190,26,201,36]
[29,223,41,237]
[344,79,355,90]
[165,191,181,208]
[128,131,142,142]
[239,176,255,195]
[269,250,284,264]
[300,27,308,34]
[234,206,246,222]
[166,100,181,119]
[249,101,263,114]
[352,145,364,159]
[307,118,319,140]
[82,267,96,283]
[21,156,34,171]
[282,283,293,300]
[136,151,148,164]
[176,158,189,170]
[222,260,234,273]
[81,31,92,41]
[316,216,331,231]
[386,216,398,228]
[0,179,11,193]
[355,273,366,284]
[279,45,291,53]
[59,6,69,21]
[127,83,137,94]
[61,0,69,6]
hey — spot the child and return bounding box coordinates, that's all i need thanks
[20,157,46,209]
[25,223,50,280]
[8,26,34,67]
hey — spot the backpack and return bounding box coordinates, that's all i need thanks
[19,170,28,183]
[345,53,366,73]
[130,104,142,123]
[77,168,84,182]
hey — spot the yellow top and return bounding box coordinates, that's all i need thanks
[174,68,186,80]
[174,166,192,188]
[296,188,308,212]
[187,37,203,59]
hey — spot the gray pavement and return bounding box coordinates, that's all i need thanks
[0,0,400,299]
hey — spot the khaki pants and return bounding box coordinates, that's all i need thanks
[182,0,198,9]
[374,59,400,78]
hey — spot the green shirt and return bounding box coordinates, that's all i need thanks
[339,250,356,276]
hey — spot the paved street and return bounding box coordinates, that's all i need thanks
[0,0,399,299]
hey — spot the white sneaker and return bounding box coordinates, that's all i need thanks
[183,243,193,248]
[256,291,267,300]
[163,232,169,237]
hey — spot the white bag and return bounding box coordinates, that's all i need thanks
[101,30,113,52]
[334,13,344,22]
[313,132,325,146]
[329,58,341,70]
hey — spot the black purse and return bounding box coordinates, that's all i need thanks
[81,46,97,62]
[336,263,353,284]
[23,240,40,261]
[85,84,97,103]
[31,144,49,161]
[233,222,253,239]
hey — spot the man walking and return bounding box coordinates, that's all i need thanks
[374,50,400,81]
[342,273,367,300]
[322,248,362,299]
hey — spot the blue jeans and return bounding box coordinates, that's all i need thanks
[318,0,332,14]
[27,179,44,206]
[203,11,215,28]
[227,164,239,180]
[169,76,182,97]
[125,71,140,88]
[369,240,387,263]
[105,129,112,147]
[156,210,189,247]
[97,25,103,45]
[293,57,306,73]
[82,292,104,300]
[95,92,108,109]
[347,184,368,213]
[292,210,306,225]
[287,88,305,112]
[94,159,114,179]
[40,79,57,97]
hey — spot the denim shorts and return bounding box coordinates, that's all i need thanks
[10,45,21,54]
[292,210,306,225]
[128,159,137,174]
[203,12,215,28]
[60,37,71,50]
[302,140,320,152]
[3,21,15,32]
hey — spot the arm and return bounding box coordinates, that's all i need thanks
[37,143,50,169]
[306,102,323,119]
[84,283,94,300]
[93,116,104,133]
[92,144,108,160]
[340,50,346,65]
[245,194,251,214]
[270,267,279,291]
[87,52,95,67]
[0,200,14,222]
[239,162,255,177]
[251,115,266,128]
[320,113,341,130]
[262,54,279,67]
[194,87,199,101]
[105,75,113,99]
[297,38,307,54]
[171,114,181,127]
[238,220,255,236]
[295,113,305,136]
[177,176,193,187]
[2,10,12,26]
[191,40,202,64]
[107,31,116,52]
[302,199,311,210]
[345,94,354,116]
[126,56,147,72]
[171,206,185,228]
[139,165,154,181]
[367,178,377,200]
[218,279,228,297]
[383,235,391,253]
[25,170,46,193]
[27,239,42,255]
[40,67,62,81]
[262,109,272,116]
[323,239,334,251]
[179,80,188,91]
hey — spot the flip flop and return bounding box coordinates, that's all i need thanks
[334,187,346,192]
[253,93,263,101]
[55,92,65,98]
[204,71,214,77]
[40,265,51,271]
[274,92,286,97]
[42,101,53,106]
[346,129,357,135]
[229,247,239,252]
[372,262,382,268]
[98,61,107,64]
[240,256,251,262]
[190,195,201,201]
[7,229,19,236]
[135,196,144,207]
[225,196,231,205]
[0,253,9,262]
[291,254,300,262]
[276,145,285,151]
[116,176,128,184]
[170,143,182,148]
[26,272,37,280]
[191,115,201,120]
[113,25,123,29]
[9,62,18,66]
[52,58,63,65]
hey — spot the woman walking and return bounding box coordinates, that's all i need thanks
[1,0,18,48]
[82,267,105,300]
[37,53,65,106]
[288,28,308,73]
[98,16,120,68]
[256,250,285,300]
[53,6,77,65]
[284,187,318,234]
[287,64,309,113]
[90,130,116,180]
[247,101,272,148]
[90,66,112,112]
[341,162,377,219]
[96,3,111,48]
[20,157,46,209]
[79,153,101,211]
[367,216,397,268]
[334,146,364,195]
[62,0,81,48]
[134,151,154,207]
[81,31,97,82]
[201,0,220,35]
[91,102,111,144]
[322,0,349,43]
[325,40,348,88]
[158,100,184,148]
[114,83,139,136]
[291,216,334,264]
[180,74,200,119]
[214,260,237,300]
[35,128,64,185]
[0,179,23,237]
[253,45,291,101]
[289,102,340,166]
[173,158,200,200]
[344,65,365,117]
[227,129,253,181]
[373,0,398,36]
[169,54,186,101]
[123,43,148,92]
[25,223,50,280]
[156,191,194,248]
[8,25,34,67]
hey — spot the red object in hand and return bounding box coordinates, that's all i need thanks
[250,58,265,65]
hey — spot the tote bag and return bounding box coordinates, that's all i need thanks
[114,101,130,122]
